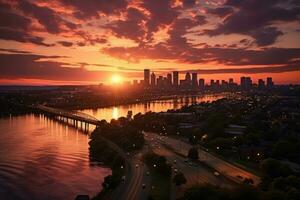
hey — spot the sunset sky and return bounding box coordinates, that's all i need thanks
[0,0,300,85]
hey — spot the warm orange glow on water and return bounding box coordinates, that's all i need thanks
[81,94,225,121]
[0,114,111,200]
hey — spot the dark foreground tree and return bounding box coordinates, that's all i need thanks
[173,172,187,186]
[188,147,199,160]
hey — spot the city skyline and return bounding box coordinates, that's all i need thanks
[0,0,300,85]
[128,68,275,91]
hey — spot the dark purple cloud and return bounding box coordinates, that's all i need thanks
[207,6,234,17]
[17,0,79,34]
[0,48,31,54]
[57,41,73,47]
[251,26,283,46]
[204,0,300,46]
[60,0,128,19]
[0,27,52,46]
[186,64,300,74]
[143,0,178,39]
[182,0,197,8]
[107,7,147,42]
[0,53,140,81]
[0,53,106,81]
[103,45,300,66]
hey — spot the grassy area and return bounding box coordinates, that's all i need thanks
[148,168,171,200]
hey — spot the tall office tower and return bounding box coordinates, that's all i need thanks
[173,71,179,87]
[185,72,192,89]
[199,78,205,90]
[258,79,265,90]
[192,73,198,88]
[241,77,252,90]
[240,77,246,90]
[266,77,274,89]
[185,72,191,81]
[157,76,163,88]
[167,73,172,86]
[150,72,156,87]
[246,77,252,89]
[229,78,234,84]
[144,69,150,86]
[210,79,215,87]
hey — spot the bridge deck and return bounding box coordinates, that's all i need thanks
[36,105,100,125]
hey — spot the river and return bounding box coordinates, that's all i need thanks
[81,94,224,122]
[0,114,111,200]
[0,94,224,200]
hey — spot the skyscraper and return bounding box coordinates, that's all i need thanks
[258,79,265,90]
[192,73,198,88]
[267,77,274,89]
[185,72,191,82]
[144,69,150,86]
[157,76,163,88]
[199,78,205,90]
[167,73,172,87]
[150,72,156,86]
[173,71,179,87]
[241,77,252,90]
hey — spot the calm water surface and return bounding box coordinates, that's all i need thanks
[81,94,225,121]
[0,94,224,200]
[0,114,111,200]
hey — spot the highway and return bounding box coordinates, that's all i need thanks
[99,141,150,200]
[146,132,261,186]
[121,150,151,200]
[144,132,234,198]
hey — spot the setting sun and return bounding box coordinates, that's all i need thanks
[111,74,122,84]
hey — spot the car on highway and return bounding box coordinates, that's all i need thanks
[214,172,220,176]
[135,164,139,168]
[173,159,177,164]
[236,175,243,180]
[142,183,146,189]
[146,171,150,176]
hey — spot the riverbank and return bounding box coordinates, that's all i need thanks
[57,91,226,111]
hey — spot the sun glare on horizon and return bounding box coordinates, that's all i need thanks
[111,74,123,84]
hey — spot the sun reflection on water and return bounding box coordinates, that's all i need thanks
[112,107,119,119]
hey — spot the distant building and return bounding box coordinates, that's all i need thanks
[133,80,138,86]
[157,76,163,88]
[150,72,156,86]
[241,76,252,90]
[192,73,198,88]
[185,72,191,82]
[167,73,172,87]
[258,79,265,90]
[144,69,150,86]
[199,78,205,90]
[267,77,274,89]
[173,71,179,87]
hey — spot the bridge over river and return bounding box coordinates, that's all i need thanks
[35,105,101,132]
